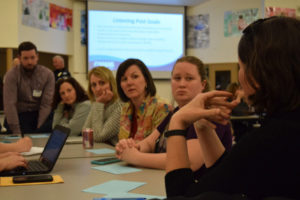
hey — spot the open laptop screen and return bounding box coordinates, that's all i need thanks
[40,126,69,168]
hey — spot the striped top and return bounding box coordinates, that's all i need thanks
[83,100,122,145]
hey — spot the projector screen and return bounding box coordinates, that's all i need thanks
[87,1,185,79]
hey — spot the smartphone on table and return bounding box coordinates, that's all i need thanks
[91,157,121,165]
[13,174,53,183]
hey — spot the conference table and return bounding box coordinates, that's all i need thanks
[0,135,166,200]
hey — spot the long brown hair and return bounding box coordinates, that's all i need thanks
[238,16,300,115]
[52,77,89,109]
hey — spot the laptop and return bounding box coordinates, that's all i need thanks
[0,125,70,177]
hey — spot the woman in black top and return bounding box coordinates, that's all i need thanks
[164,16,300,200]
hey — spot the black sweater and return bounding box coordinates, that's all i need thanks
[165,107,300,200]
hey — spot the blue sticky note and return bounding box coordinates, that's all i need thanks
[83,180,145,194]
[86,148,115,154]
[94,197,145,200]
[94,198,145,200]
[1,140,12,143]
[3,135,21,139]
[92,163,142,175]
[29,134,50,138]
[103,192,165,199]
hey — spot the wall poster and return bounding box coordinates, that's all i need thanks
[186,14,209,48]
[265,7,296,18]
[224,8,259,37]
[80,10,87,45]
[22,0,49,31]
[49,3,73,31]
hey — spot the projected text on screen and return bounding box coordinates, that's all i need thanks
[88,10,184,77]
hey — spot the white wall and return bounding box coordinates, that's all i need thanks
[0,0,19,48]
[187,0,264,63]
[265,0,300,8]
[18,0,73,54]
[69,1,88,90]
[0,0,73,54]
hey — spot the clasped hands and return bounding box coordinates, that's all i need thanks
[115,138,140,162]
[170,90,239,131]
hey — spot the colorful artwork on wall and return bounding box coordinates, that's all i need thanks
[224,8,259,37]
[22,0,49,31]
[186,14,210,48]
[81,10,87,45]
[265,7,296,18]
[49,3,72,31]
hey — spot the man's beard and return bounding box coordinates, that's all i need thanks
[21,64,36,72]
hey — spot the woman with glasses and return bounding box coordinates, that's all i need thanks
[164,16,300,199]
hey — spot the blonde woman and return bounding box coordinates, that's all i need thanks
[83,67,122,145]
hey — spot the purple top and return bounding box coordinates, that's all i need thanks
[155,107,232,180]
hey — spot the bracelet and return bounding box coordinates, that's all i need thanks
[164,129,187,138]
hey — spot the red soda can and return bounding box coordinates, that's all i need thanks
[82,128,94,149]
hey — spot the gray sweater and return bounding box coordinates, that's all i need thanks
[83,100,122,145]
[53,100,91,136]
[4,65,55,134]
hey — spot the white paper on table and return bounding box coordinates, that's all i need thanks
[66,136,82,144]
[21,147,44,156]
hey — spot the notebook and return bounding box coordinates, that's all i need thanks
[0,125,70,177]
[66,136,82,144]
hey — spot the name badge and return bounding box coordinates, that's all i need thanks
[33,89,42,97]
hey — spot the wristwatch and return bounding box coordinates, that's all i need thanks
[164,129,187,138]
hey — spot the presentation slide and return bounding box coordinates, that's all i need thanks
[88,10,184,78]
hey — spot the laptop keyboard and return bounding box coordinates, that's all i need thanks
[14,166,27,172]
[27,161,48,172]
